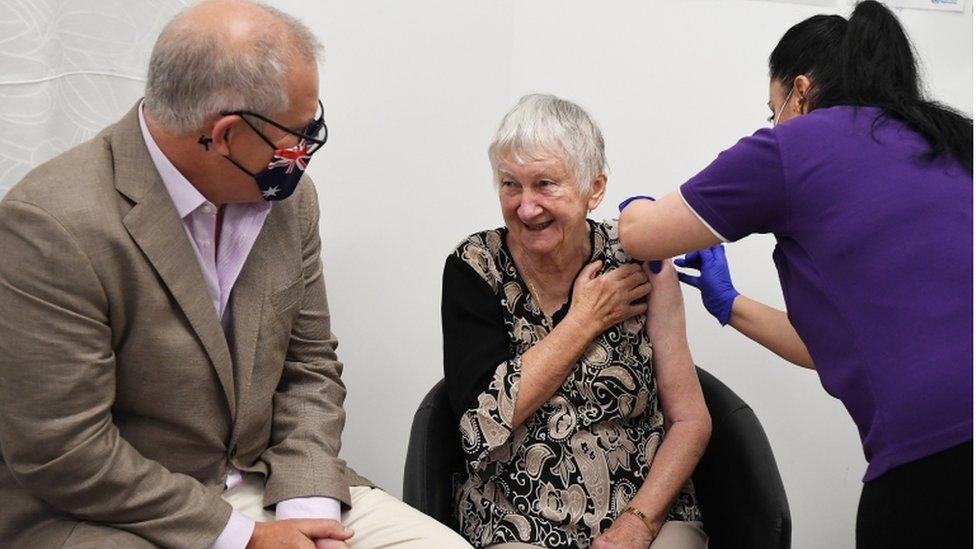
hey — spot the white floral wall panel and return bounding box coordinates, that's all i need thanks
[0,0,188,196]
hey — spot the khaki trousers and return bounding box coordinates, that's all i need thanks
[223,475,472,548]
[486,520,708,549]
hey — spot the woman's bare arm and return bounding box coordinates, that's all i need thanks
[618,263,711,533]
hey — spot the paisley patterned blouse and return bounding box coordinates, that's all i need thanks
[441,219,701,548]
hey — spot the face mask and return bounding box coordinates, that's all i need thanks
[225,138,313,201]
[773,87,794,127]
[215,100,327,202]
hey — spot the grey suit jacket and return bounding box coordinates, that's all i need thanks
[0,105,371,548]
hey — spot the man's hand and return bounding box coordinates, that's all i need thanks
[592,512,657,549]
[246,519,353,549]
[315,539,351,549]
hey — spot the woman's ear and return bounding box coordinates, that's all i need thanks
[587,173,608,211]
[793,74,813,113]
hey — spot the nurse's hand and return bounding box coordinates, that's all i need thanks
[673,244,739,325]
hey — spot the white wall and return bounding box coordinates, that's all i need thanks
[0,1,970,548]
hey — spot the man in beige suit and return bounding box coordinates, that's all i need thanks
[0,1,470,548]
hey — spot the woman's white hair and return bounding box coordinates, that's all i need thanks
[143,1,323,135]
[488,94,608,194]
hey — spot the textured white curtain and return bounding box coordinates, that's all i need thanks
[0,0,188,197]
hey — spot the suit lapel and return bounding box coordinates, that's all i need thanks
[111,105,237,417]
[226,211,289,402]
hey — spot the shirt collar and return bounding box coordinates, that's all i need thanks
[138,101,211,219]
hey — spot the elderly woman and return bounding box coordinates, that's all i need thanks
[441,94,710,549]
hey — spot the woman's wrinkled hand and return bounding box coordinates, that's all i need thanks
[567,261,651,337]
[592,512,657,549]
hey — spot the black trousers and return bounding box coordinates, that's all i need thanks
[856,441,973,548]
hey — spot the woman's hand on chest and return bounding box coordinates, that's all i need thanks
[565,261,651,339]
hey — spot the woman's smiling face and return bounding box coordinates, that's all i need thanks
[497,150,604,259]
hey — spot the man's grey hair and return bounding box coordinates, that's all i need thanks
[488,94,608,194]
[144,1,323,134]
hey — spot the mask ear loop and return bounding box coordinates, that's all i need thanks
[219,115,281,178]
[223,154,262,178]
[773,86,795,126]
[218,118,270,178]
[237,116,279,149]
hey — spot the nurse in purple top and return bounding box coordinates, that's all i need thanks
[618,2,971,548]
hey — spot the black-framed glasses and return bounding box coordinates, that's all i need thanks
[222,99,328,154]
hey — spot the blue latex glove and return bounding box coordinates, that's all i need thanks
[673,244,739,325]
[617,195,661,273]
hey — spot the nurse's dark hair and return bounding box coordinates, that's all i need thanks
[769,0,972,172]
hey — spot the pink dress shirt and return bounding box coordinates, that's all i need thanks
[138,104,341,549]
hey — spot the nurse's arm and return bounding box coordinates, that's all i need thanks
[618,192,721,260]
[729,295,815,369]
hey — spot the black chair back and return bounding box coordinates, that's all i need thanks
[402,378,464,529]
[403,367,791,548]
[692,368,792,548]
